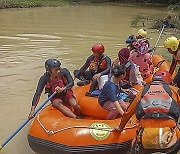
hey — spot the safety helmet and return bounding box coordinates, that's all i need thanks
[125,35,136,44]
[45,58,61,71]
[164,36,179,52]
[153,70,172,83]
[137,28,147,38]
[133,39,150,54]
[92,43,105,53]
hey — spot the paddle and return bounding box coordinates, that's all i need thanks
[152,23,166,54]
[0,92,56,151]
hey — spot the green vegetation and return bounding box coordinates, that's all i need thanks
[0,0,82,8]
[131,15,145,27]
[131,13,180,38]
[0,0,180,9]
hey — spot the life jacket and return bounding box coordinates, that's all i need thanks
[136,82,179,121]
[89,54,107,72]
[45,75,67,94]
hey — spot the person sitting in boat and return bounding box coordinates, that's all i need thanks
[126,28,147,50]
[74,43,111,96]
[113,47,144,88]
[164,36,180,88]
[115,70,180,154]
[137,28,148,39]
[28,58,81,119]
[129,39,154,79]
[98,64,128,120]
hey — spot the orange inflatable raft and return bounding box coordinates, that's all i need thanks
[28,54,175,154]
[28,82,137,154]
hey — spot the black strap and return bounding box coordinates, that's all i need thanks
[177,89,180,96]
[142,113,176,121]
[162,83,172,97]
[141,84,150,98]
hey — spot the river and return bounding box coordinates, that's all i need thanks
[0,4,175,154]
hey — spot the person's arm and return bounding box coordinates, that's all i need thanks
[114,101,124,115]
[169,58,177,75]
[28,74,48,118]
[115,91,142,132]
[75,55,93,77]
[170,85,180,107]
[99,56,111,76]
[62,68,74,89]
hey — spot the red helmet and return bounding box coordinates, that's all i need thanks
[153,70,172,83]
[92,43,105,53]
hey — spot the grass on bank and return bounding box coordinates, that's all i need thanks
[1,0,179,9]
[0,0,91,8]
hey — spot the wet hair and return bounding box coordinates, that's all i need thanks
[112,65,126,78]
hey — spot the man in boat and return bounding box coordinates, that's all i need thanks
[74,43,111,96]
[28,58,81,119]
[98,64,128,120]
[164,36,180,88]
[115,70,180,154]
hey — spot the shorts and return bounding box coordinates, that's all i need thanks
[50,90,75,102]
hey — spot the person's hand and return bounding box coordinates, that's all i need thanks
[74,74,79,78]
[55,86,66,93]
[28,107,35,119]
[113,58,119,66]
[93,73,101,80]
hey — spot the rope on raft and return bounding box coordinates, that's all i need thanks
[36,111,137,135]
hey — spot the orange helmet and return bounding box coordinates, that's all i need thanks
[92,43,105,53]
[153,70,172,83]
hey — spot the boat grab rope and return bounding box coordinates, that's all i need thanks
[36,112,137,135]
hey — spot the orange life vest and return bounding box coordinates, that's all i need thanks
[45,76,67,94]
[136,82,179,121]
[89,55,107,72]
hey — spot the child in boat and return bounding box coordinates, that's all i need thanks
[115,70,180,154]
[28,58,81,119]
[126,28,148,50]
[98,64,127,120]
[164,36,180,87]
[129,39,154,79]
[74,43,111,96]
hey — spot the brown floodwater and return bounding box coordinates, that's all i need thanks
[0,4,176,154]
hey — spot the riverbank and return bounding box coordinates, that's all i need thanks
[0,0,169,9]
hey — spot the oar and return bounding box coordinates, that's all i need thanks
[152,23,166,54]
[0,92,56,150]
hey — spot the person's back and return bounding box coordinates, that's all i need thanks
[115,70,180,154]
[133,80,180,153]
[98,65,127,120]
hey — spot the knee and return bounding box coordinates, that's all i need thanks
[69,98,78,107]
[52,100,62,107]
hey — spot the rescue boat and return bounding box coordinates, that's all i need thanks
[28,82,137,154]
[28,54,174,154]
